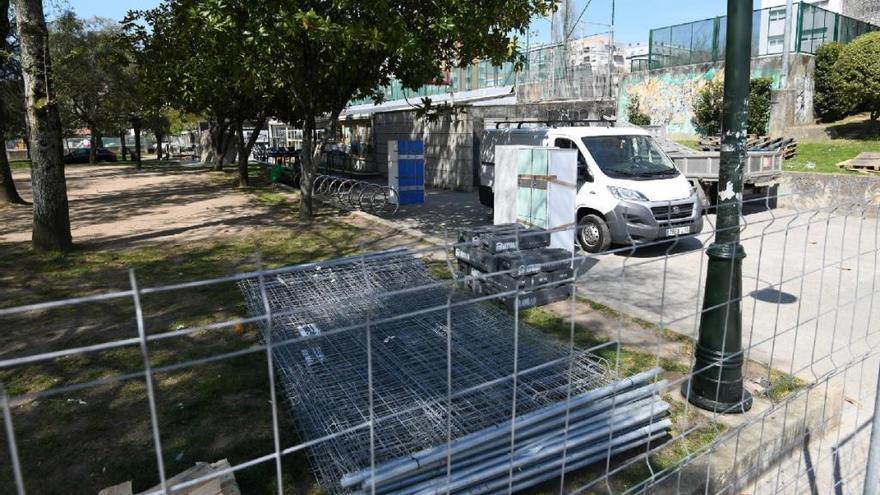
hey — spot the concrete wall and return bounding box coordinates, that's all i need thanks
[778,172,880,213]
[617,54,815,137]
[844,0,880,25]
[373,110,475,191]
[370,100,616,191]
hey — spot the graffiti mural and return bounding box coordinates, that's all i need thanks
[619,62,782,136]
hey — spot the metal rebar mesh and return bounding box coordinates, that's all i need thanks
[239,250,612,493]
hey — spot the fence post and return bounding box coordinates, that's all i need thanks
[681,0,753,414]
[864,362,880,495]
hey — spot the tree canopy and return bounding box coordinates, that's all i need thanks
[833,32,880,122]
[131,0,555,215]
[51,12,137,162]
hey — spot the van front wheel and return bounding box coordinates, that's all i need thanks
[578,214,611,253]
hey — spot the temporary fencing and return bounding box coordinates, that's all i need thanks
[1,189,880,495]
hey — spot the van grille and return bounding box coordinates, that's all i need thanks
[651,203,693,222]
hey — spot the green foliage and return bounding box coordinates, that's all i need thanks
[748,77,773,135]
[814,42,849,122]
[50,12,135,136]
[692,78,724,136]
[692,76,774,136]
[130,0,556,215]
[0,0,25,140]
[627,95,651,126]
[833,32,880,121]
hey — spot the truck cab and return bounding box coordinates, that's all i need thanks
[479,125,704,253]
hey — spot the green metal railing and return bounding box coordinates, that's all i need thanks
[647,2,878,70]
[347,41,589,108]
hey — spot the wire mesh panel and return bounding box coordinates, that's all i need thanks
[238,251,615,493]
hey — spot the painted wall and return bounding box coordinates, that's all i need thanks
[618,54,815,137]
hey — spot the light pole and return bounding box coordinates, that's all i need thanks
[681,0,754,414]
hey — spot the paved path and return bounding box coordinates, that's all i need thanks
[386,189,880,494]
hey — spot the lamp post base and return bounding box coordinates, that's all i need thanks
[681,380,753,414]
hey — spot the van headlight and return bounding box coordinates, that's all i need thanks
[607,186,648,201]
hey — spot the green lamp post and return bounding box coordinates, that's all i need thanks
[681,0,754,414]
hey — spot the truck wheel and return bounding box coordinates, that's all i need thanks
[578,214,611,253]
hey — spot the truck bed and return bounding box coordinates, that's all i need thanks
[668,150,783,183]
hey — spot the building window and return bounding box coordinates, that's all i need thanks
[769,7,786,22]
[768,34,785,52]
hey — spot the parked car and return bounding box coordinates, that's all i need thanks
[63,148,117,164]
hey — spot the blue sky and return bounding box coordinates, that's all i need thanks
[63,0,749,44]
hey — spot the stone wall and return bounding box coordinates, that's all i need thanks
[617,54,815,137]
[778,172,880,214]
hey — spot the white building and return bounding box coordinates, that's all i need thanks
[757,0,848,55]
[623,42,650,72]
[565,35,625,74]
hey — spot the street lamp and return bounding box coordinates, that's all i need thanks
[681,0,754,414]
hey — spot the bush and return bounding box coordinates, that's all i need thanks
[748,77,773,135]
[833,32,880,122]
[814,42,849,122]
[627,95,651,126]
[692,76,774,136]
[692,78,724,136]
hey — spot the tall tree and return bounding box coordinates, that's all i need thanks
[15,0,72,250]
[126,1,270,186]
[0,0,26,204]
[52,13,132,165]
[256,0,556,220]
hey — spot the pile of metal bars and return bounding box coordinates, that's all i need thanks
[239,250,669,494]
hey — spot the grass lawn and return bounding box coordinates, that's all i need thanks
[786,139,880,174]
[10,160,30,170]
[675,138,880,174]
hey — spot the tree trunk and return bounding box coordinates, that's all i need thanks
[235,121,248,188]
[235,117,266,188]
[299,115,316,221]
[15,0,72,251]
[155,133,164,160]
[120,130,127,161]
[215,125,233,171]
[210,120,231,171]
[24,134,31,160]
[0,150,27,205]
[133,121,142,170]
[0,0,25,205]
[89,127,99,164]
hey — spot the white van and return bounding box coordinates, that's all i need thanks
[479,125,704,253]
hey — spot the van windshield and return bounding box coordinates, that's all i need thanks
[581,135,679,180]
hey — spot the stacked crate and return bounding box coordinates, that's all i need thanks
[456,224,579,310]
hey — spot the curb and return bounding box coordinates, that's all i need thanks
[652,379,844,494]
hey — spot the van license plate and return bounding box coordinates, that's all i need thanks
[666,226,691,237]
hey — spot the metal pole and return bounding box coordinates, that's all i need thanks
[682,0,754,414]
[781,0,794,87]
[864,362,880,495]
[607,0,615,98]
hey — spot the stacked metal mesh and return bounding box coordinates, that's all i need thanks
[239,250,666,494]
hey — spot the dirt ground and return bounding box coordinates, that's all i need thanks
[3,164,310,247]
